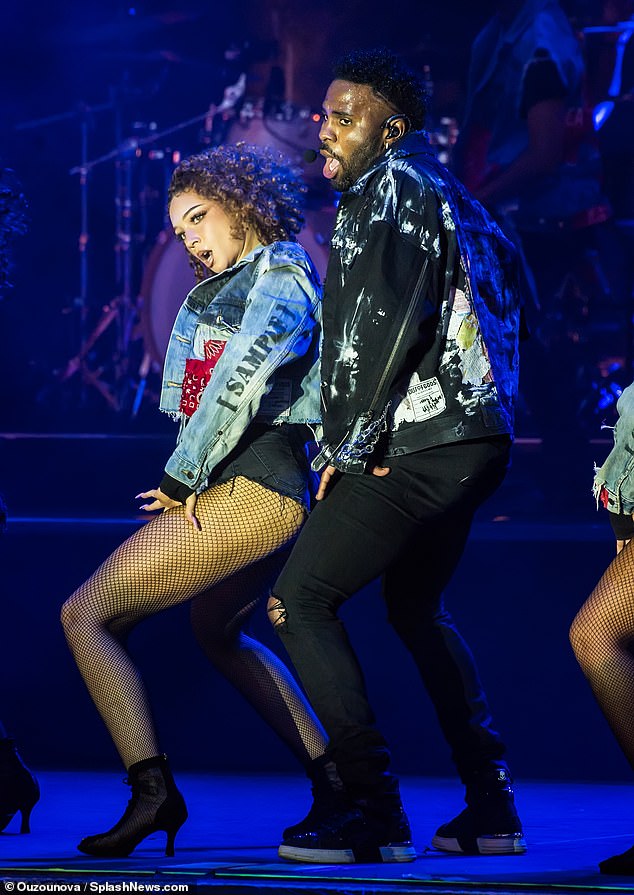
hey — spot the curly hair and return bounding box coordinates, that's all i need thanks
[333,48,427,131]
[168,143,305,281]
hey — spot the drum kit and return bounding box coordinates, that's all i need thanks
[33,95,332,415]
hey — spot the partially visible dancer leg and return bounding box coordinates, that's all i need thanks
[0,720,40,834]
[62,477,313,857]
[191,553,341,828]
[571,537,634,874]
[0,495,40,834]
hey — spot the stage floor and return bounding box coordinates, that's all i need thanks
[1,773,633,894]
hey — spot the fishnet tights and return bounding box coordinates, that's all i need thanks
[62,476,327,769]
[570,537,634,770]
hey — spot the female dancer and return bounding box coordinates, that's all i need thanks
[570,382,634,874]
[61,143,330,858]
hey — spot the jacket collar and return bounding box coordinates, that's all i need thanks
[347,131,433,194]
[186,243,265,300]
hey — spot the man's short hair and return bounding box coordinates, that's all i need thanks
[333,48,427,131]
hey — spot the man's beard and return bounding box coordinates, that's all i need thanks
[331,131,385,191]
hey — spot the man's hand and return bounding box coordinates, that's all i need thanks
[315,465,337,501]
[136,488,201,531]
[315,464,391,501]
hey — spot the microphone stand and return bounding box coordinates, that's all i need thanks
[17,101,113,406]
[65,110,209,414]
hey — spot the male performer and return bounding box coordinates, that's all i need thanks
[269,48,524,863]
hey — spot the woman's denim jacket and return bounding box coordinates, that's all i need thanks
[593,383,634,515]
[159,241,322,493]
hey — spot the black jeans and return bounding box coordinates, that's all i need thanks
[272,436,511,796]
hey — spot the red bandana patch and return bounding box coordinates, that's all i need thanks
[179,339,227,417]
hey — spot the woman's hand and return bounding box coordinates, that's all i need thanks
[136,488,201,531]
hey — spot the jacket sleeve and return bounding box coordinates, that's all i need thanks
[317,172,441,473]
[592,383,634,515]
[163,249,320,493]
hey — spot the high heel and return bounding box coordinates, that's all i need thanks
[0,738,40,834]
[78,755,187,857]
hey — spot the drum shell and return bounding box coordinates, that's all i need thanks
[139,232,196,367]
[228,112,325,189]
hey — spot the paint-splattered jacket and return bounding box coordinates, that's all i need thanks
[593,383,634,515]
[316,132,521,474]
[159,241,321,494]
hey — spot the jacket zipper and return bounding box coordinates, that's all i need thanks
[366,256,431,415]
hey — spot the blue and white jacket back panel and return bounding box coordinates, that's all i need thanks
[160,241,322,492]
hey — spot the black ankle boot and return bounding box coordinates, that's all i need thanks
[78,755,188,858]
[0,738,40,833]
[282,755,347,839]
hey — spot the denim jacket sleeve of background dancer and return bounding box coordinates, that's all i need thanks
[593,383,634,515]
[161,242,321,494]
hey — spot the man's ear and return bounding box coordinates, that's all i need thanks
[382,114,411,147]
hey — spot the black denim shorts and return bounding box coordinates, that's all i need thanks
[608,509,634,540]
[207,423,311,511]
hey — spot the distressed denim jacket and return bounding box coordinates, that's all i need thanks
[159,241,322,493]
[316,132,521,474]
[593,383,634,515]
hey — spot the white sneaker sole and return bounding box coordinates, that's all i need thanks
[278,843,417,863]
[431,833,527,855]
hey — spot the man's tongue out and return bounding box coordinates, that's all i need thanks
[323,156,341,180]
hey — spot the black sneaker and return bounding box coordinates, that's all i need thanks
[432,765,526,856]
[279,797,416,864]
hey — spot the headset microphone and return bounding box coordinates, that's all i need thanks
[303,149,319,163]
[382,114,411,139]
